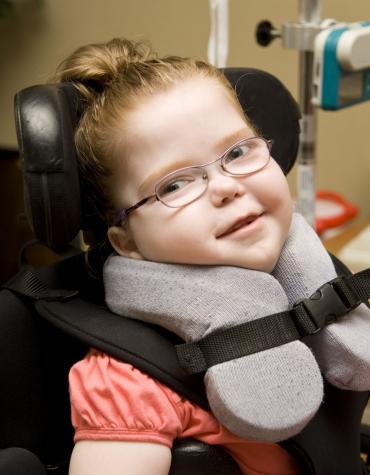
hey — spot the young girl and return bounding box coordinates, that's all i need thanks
[55,38,370,475]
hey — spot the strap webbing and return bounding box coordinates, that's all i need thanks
[176,311,300,374]
[3,268,78,302]
[340,268,370,305]
[176,270,370,374]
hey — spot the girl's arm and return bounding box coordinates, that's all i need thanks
[69,440,172,475]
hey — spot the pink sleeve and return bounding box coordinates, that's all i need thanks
[69,351,185,448]
[69,351,301,475]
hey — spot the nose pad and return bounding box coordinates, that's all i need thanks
[208,173,244,206]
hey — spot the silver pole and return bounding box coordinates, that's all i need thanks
[296,0,321,226]
[298,0,321,23]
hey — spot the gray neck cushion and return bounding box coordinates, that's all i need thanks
[104,212,370,441]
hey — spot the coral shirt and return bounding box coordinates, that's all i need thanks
[70,351,300,475]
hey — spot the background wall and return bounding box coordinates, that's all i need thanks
[0,0,369,218]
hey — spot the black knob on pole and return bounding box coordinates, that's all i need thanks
[255,20,280,47]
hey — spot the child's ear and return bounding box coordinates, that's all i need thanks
[107,226,144,260]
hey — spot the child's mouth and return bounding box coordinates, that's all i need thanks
[217,213,263,238]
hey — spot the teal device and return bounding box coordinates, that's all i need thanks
[312,22,370,110]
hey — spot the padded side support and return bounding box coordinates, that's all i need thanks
[282,381,369,475]
[0,288,85,466]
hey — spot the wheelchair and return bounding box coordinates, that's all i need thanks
[1,67,370,474]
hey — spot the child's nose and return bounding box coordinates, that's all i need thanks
[207,172,246,206]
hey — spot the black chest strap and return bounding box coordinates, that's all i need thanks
[176,269,370,374]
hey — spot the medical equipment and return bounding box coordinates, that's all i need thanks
[256,1,370,228]
[257,0,322,226]
[312,23,370,110]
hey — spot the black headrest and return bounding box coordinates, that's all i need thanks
[225,68,301,175]
[15,83,84,249]
[14,68,301,250]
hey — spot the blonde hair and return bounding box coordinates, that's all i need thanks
[54,37,243,224]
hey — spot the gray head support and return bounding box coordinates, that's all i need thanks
[273,212,370,391]
[104,246,323,442]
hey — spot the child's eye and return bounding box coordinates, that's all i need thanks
[224,144,250,163]
[159,175,196,197]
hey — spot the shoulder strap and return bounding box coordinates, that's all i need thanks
[36,298,208,408]
[2,257,208,409]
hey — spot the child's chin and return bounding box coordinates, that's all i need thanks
[236,248,281,273]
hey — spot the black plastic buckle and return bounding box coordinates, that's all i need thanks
[294,278,352,334]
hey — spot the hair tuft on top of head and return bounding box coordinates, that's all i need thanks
[53,38,156,102]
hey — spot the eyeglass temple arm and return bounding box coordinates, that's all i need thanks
[113,196,152,225]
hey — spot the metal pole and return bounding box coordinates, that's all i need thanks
[296,0,321,226]
[298,0,321,23]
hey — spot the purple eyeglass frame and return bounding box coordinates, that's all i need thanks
[112,136,273,225]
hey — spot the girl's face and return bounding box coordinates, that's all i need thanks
[108,78,293,272]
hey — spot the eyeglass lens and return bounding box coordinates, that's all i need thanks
[155,137,270,207]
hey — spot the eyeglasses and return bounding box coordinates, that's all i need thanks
[113,136,273,225]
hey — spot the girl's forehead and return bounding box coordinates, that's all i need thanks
[123,78,245,146]
[114,76,249,183]
[129,77,238,122]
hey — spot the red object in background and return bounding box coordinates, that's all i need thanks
[315,190,358,235]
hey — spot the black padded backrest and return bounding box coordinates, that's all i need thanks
[14,68,301,251]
